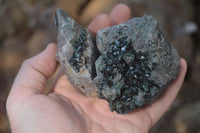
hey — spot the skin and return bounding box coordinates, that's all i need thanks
[6,4,187,133]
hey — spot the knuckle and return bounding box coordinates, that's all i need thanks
[97,14,109,19]
[22,58,32,67]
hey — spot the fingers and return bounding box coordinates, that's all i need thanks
[146,58,187,127]
[110,4,131,25]
[88,4,131,35]
[88,14,112,35]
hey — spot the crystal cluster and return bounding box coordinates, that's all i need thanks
[94,36,159,114]
[69,29,88,72]
[54,8,180,114]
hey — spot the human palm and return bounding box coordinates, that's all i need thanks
[6,4,187,133]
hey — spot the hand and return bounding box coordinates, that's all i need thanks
[6,4,187,133]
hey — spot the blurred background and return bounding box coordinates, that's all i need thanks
[0,0,200,132]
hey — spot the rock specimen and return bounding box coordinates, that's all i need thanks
[55,8,180,114]
[54,8,99,96]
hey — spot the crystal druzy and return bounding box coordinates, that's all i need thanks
[69,28,88,72]
[94,37,159,114]
[54,8,180,114]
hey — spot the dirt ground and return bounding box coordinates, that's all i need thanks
[0,0,200,133]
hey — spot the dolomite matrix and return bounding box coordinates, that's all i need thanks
[54,8,180,114]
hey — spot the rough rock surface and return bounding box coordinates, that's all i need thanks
[55,8,99,96]
[55,9,180,114]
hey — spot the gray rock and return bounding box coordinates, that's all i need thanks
[55,9,180,114]
[54,8,98,96]
[95,15,180,114]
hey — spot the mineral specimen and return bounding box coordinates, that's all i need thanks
[55,8,180,114]
[54,8,99,96]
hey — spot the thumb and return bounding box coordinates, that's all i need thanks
[7,43,58,114]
